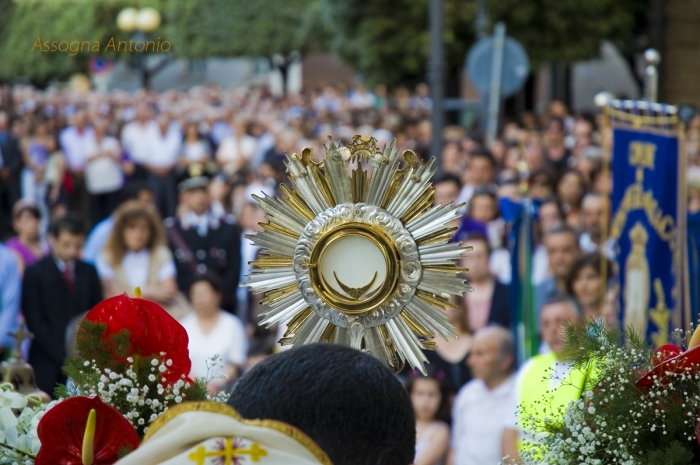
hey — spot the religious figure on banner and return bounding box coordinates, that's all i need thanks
[649,278,670,347]
[624,222,650,335]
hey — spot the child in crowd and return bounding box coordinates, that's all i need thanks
[406,370,451,465]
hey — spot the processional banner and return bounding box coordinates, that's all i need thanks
[607,101,688,346]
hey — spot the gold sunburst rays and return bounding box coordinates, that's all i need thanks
[243,136,471,374]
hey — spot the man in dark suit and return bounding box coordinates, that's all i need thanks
[22,213,103,396]
[165,163,242,315]
[0,111,23,240]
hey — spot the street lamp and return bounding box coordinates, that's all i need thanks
[643,48,661,103]
[594,91,615,109]
[116,8,138,32]
[117,7,167,89]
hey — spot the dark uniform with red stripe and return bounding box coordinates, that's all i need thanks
[164,213,241,315]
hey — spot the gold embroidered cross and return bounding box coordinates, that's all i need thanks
[188,437,268,464]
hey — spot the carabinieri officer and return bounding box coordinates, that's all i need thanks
[164,162,242,315]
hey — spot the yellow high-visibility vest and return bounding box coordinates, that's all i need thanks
[515,352,594,449]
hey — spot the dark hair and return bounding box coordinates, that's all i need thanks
[565,252,612,297]
[462,232,492,256]
[529,167,557,191]
[229,344,415,465]
[188,271,224,296]
[546,117,565,132]
[542,293,582,318]
[405,368,452,424]
[49,212,86,238]
[543,223,579,245]
[470,148,496,168]
[247,338,275,358]
[120,180,153,204]
[434,173,461,190]
[468,187,499,221]
[538,196,565,234]
[12,201,41,220]
[558,169,585,190]
[539,196,564,217]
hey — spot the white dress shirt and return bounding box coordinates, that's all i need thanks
[84,135,123,194]
[579,233,616,261]
[59,126,95,171]
[120,120,159,164]
[149,126,182,168]
[452,376,516,465]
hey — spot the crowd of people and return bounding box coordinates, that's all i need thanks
[2,81,700,465]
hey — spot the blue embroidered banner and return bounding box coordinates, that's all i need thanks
[610,126,682,346]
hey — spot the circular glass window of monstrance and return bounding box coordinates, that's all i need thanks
[309,224,400,314]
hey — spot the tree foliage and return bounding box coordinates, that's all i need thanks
[490,0,636,66]
[0,0,639,88]
[320,0,475,87]
[165,0,329,59]
[320,0,636,87]
[0,0,163,84]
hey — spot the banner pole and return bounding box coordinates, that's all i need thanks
[679,122,691,330]
[600,106,611,309]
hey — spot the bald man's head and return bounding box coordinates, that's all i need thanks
[467,326,515,386]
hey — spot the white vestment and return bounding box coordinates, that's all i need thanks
[116,402,331,465]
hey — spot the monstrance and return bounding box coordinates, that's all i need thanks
[243,136,471,373]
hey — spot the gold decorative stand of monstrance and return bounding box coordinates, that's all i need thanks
[0,323,50,401]
[243,136,471,373]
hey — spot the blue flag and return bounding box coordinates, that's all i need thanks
[610,126,683,346]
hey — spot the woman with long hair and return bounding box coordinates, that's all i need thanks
[406,369,451,465]
[96,201,185,316]
[566,252,614,323]
[557,169,586,229]
[180,121,211,166]
[424,293,474,394]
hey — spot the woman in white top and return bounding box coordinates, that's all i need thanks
[85,117,124,225]
[406,373,450,465]
[179,272,247,394]
[179,121,211,165]
[96,201,178,309]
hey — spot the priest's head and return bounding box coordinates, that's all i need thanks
[229,343,415,465]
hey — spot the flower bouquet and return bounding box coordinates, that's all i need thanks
[518,321,700,465]
[7,290,229,464]
[0,384,47,464]
[58,291,228,437]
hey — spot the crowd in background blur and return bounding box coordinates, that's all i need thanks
[3,81,700,464]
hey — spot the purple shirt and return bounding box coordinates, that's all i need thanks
[5,237,49,267]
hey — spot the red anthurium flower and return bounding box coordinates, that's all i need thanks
[36,396,140,465]
[83,293,191,384]
[653,344,683,363]
[636,343,700,389]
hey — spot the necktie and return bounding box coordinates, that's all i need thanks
[63,266,74,293]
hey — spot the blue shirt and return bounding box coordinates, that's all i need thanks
[82,216,115,265]
[0,243,21,349]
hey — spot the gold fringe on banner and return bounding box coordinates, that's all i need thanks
[606,106,679,128]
